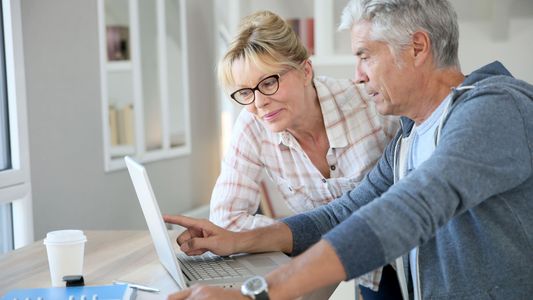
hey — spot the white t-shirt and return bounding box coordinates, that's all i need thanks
[407,94,451,299]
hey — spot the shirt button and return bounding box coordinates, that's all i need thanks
[322,178,327,183]
[330,165,336,171]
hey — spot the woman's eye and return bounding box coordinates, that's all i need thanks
[238,89,252,97]
[261,78,276,88]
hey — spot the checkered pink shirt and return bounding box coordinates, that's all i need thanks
[210,76,398,290]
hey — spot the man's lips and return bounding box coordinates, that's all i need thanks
[367,90,379,97]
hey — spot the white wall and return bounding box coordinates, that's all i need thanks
[21,0,220,239]
[452,0,533,83]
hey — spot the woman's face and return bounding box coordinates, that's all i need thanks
[230,58,312,133]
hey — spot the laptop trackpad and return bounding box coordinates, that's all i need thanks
[245,256,276,268]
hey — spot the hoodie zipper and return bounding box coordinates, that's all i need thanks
[393,118,411,300]
[414,248,422,300]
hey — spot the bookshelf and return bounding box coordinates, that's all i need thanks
[97,0,191,171]
[227,0,356,77]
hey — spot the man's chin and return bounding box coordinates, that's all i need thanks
[376,103,392,116]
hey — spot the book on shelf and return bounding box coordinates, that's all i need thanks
[109,105,119,146]
[286,18,314,55]
[122,104,135,145]
[109,103,134,147]
[106,25,130,61]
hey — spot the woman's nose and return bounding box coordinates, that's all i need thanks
[254,90,268,108]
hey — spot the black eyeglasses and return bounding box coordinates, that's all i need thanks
[230,74,281,105]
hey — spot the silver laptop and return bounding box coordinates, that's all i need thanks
[124,156,290,289]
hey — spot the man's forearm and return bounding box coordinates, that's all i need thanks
[237,221,294,254]
[266,240,347,300]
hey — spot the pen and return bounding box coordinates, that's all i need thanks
[113,280,160,293]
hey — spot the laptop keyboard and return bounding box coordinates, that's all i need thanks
[177,252,253,280]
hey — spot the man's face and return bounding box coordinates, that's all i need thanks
[351,21,419,116]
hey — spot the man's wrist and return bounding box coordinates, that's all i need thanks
[235,230,257,253]
[232,222,293,254]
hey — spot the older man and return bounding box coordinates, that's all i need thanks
[166,0,533,299]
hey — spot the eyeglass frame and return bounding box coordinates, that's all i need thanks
[230,73,282,105]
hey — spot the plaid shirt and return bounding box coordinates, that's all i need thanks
[210,76,399,290]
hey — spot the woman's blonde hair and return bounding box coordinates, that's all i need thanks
[218,10,309,91]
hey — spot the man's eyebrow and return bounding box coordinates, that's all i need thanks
[355,47,368,56]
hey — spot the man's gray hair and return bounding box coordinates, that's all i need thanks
[339,0,460,69]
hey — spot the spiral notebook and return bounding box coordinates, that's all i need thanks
[1,284,136,300]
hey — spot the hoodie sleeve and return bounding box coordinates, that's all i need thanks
[322,87,532,279]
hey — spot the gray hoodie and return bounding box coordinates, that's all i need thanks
[283,61,533,299]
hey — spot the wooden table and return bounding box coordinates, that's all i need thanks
[0,230,337,299]
[0,231,178,299]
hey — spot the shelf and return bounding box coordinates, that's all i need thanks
[98,0,192,172]
[106,61,133,72]
[109,144,135,157]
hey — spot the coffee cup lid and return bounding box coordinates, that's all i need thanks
[43,230,87,245]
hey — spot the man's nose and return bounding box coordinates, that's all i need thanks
[354,66,369,84]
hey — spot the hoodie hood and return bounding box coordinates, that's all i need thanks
[453,60,533,109]
[462,60,513,85]
[399,61,530,137]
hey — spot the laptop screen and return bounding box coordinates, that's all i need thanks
[124,156,187,289]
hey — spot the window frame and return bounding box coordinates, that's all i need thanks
[0,0,34,249]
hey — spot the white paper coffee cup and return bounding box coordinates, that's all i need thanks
[43,230,87,287]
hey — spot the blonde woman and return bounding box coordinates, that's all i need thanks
[209,10,398,294]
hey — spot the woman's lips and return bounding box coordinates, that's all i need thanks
[262,109,282,122]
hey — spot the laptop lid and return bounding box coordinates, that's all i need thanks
[124,156,187,289]
[125,156,290,289]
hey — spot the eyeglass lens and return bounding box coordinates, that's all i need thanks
[232,74,280,105]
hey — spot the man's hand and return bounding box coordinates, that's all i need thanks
[163,215,238,256]
[167,285,248,300]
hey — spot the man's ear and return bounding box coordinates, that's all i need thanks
[411,31,431,66]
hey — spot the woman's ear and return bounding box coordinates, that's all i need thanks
[303,59,314,85]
